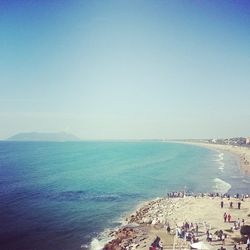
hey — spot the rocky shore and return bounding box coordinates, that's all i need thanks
[103,195,250,250]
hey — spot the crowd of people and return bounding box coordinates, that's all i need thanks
[175,221,200,244]
[166,190,250,200]
[165,191,250,250]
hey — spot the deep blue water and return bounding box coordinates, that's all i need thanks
[0,141,249,250]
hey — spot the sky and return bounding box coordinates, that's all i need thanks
[1,0,250,140]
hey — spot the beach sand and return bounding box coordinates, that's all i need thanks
[104,196,250,250]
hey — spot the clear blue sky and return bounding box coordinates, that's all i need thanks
[1,0,250,140]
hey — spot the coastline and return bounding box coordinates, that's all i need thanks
[99,142,250,250]
[176,141,250,177]
[103,195,250,250]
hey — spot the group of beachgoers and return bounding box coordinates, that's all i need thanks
[221,200,242,210]
[167,191,250,200]
[105,191,250,250]
[174,219,240,249]
[167,192,185,198]
[165,191,250,250]
[176,221,199,244]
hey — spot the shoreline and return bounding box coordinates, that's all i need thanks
[100,142,250,250]
[175,141,250,177]
[103,195,250,250]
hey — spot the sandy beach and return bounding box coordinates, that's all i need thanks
[103,142,250,250]
[104,195,250,250]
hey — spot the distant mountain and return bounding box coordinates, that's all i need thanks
[7,132,80,142]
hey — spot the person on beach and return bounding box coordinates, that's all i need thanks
[221,234,225,245]
[166,224,170,233]
[158,241,163,250]
[206,230,210,241]
[237,218,241,228]
[208,232,213,242]
[228,213,231,223]
[242,218,245,226]
[238,201,241,209]
[233,244,243,250]
[176,226,181,237]
[151,236,163,250]
[195,223,198,236]
[230,201,233,208]
[224,212,227,222]
[218,246,226,250]
[221,200,224,208]
[247,237,250,250]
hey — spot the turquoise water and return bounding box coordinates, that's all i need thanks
[0,141,249,250]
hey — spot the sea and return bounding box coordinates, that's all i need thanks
[0,141,250,250]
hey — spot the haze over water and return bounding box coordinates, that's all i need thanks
[1,1,250,140]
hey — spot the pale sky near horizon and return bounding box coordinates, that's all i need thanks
[1,0,250,140]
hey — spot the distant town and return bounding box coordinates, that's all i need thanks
[206,137,250,147]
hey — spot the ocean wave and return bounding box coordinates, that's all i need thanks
[213,152,224,162]
[213,152,225,172]
[89,228,115,250]
[212,178,231,193]
[242,179,250,184]
[80,244,89,249]
[89,238,106,250]
[218,162,225,172]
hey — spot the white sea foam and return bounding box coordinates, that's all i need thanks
[89,227,117,250]
[218,162,225,172]
[212,178,231,193]
[218,152,224,160]
[80,244,89,249]
[89,238,104,250]
[89,233,113,250]
[242,179,250,184]
[213,152,225,172]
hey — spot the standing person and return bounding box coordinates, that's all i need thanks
[221,200,224,208]
[237,218,241,228]
[247,237,250,250]
[238,201,241,209]
[208,232,213,242]
[206,230,209,241]
[158,241,163,250]
[242,219,245,226]
[221,234,225,245]
[195,223,198,236]
[166,224,171,233]
[224,212,227,223]
[228,213,231,223]
[230,201,233,208]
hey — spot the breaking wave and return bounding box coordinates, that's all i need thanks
[212,178,231,193]
[214,152,225,172]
